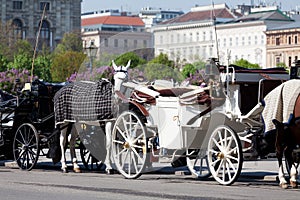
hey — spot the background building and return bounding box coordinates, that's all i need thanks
[82,13,153,61]
[153,4,294,68]
[0,0,82,51]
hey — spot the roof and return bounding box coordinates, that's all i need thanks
[267,15,300,31]
[159,7,236,25]
[233,9,293,23]
[81,16,145,27]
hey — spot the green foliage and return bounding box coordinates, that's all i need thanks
[149,53,175,68]
[95,53,117,67]
[34,55,52,82]
[114,52,146,68]
[54,32,83,54]
[51,51,86,82]
[276,62,287,68]
[192,60,206,70]
[0,54,9,72]
[233,59,261,69]
[182,63,197,78]
[141,63,183,82]
[7,53,32,70]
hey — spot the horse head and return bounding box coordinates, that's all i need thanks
[112,60,130,91]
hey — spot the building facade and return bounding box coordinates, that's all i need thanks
[153,4,293,68]
[266,18,300,68]
[82,14,153,60]
[0,0,82,50]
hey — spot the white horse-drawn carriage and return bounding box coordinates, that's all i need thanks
[108,58,290,185]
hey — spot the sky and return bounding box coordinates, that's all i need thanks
[81,0,299,13]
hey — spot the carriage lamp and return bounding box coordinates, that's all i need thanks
[85,42,98,73]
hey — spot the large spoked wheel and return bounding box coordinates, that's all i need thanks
[13,123,40,171]
[207,125,243,185]
[111,110,148,179]
[186,149,211,179]
[79,142,103,171]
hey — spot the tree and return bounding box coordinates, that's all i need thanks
[149,53,175,68]
[114,52,146,68]
[182,63,197,78]
[54,31,83,54]
[276,62,287,69]
[142,63,183,82]
[51,51,86,82]
[233,59,261,69]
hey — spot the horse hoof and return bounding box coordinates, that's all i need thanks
[73,168,81,173]
[62,169,68,173]
[290,181,298,188]
[280,183,288,189]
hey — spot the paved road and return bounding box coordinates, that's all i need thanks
[1,156,300,200]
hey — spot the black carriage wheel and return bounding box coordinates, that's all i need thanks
[111,110,148,179]
[13,123,40,171]
[186,149,211,179]
[79,142,103,171]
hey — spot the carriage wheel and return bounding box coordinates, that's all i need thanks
[186,150,211,179]
[79,142,103,171]
[111,110,148,179]
[207,125,243,185]
[13,123,40,171]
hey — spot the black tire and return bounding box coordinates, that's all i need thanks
[13,123,40,170]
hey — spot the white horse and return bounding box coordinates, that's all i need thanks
[57,60,130,173]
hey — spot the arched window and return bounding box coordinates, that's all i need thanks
[38,20,50,47]
[12,18,23,38]
[39,20,50,39]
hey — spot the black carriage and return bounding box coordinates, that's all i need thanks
[0,79,66,170]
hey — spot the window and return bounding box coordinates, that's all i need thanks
[40,2,50,11]
[12,19,23,38]
[295,36,298,44]
[276,37,280,46]
[289,56,292,67]
[223,38,226,47]
[203,31,206,41]
[160,35,163,44]
[196,32,199,41]
[124,39,128,48]
[248,36,251,45]
[13,1,23,10]
[114,39,118,47]
[242,36,245,46]
[104,38,108,47]
[170,35,174,43]
[134,40,137,48]
[190,33,193,42]
[276,57,281,65]
[288,36,292,45]
[143,40,147,48]
[235,37,239,46]
[229,37,232,46]
[40,20,50,39]
[183,33,186,43]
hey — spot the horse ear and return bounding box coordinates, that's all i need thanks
[112,60,118,70]
[125,60,131,70]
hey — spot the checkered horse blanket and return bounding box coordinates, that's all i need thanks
[54,80,113,125]
[262,79,300,135]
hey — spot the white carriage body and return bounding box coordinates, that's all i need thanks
[148,96,208,149]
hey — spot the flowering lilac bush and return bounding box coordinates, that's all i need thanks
[184,69,206,86]
[0,68,32,94]
[67,66,114,82]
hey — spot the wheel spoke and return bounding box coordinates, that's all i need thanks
[116,126,128,142]
[212,138,222,151]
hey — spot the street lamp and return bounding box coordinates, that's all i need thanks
[85,42,98,73]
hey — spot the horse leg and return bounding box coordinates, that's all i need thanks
[277,153,288,189]
[60,125,68,173]
[285,148,298,188]
[69,126,81,173]
[104,122,113,174]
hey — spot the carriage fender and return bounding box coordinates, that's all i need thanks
[207,112,246,133]
[129,101,149,117]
